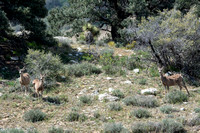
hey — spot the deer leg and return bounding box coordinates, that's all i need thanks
[163,85,168,95]
[167,86,170,93]
[182,80,190,96]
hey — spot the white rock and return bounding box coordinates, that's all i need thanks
[133,68,139,73]
[180,108,185,111]
[91,90,99,96]
[98,93,119,102]
[108,88,114,93]
[77,47,82,52]
[76,54,79,56]
[0,93,2,97]
[10,56,19,61]
[141,88,158,95]
[118,54,122,57]
[123,80,132,84]
[106,77,113,80]
[68,54,72,56]
[69,60,78,64]
[183,102,188,104]
[78,89,87,95]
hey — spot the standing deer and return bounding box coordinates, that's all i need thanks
[158,67,190,95]
[32,74,45,98]
[19,67,30,95]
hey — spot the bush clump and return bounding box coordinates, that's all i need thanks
[187,114,200,126]
[194,108,200,113]
[103,123,128,133]
[25,49,64,87]
[65,62,101,77]
[160,105,178,114]
[79,95,92,105]
[44,96,61,105]
[67,111,87,122]
[131,122,161,133]
[161,119,185,133]
[109,102,123,111]
[165,90,188,104]
[112,89,124,99]
[93,112,101,119]
[0,128,25,133]
[132,108,151,118]
[131,119,185,133]
[48,127,73,133]
[23,109,46,123]
[123,95,159,108]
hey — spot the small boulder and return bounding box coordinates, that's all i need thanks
[133,68,139,73]
[141,88,158,95]
[106,77,113,80]
[180,108,185,111]
[98,93,119,102]
[0,92,2,97]
[108,88,114,93]
[123,80,132,84]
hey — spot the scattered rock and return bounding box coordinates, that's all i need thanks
[78,89,87,95]
[108,88,114,93]
[180,108,185,111]
[10,56,19,61]
[106,77,113,80]
[123,80,132,84]
[141,88,158,95]
[118,54,122,57]
[183,102,188,104]
[133,68,139,73]
[69,60,78,64]
[91,90,99,96]
[68,53,72,56]
[98,93,119,102]
[77,47,82,52]
[0,93,2,97]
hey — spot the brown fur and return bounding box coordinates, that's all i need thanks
[158,67,190,95]
[32,74,45,98]
[19,67,30,95]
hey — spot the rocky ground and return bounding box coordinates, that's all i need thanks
[0,43,200,133]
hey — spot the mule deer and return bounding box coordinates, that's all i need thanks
[158,67,190,95]
[19,67,30,95]
[32,74,45,98]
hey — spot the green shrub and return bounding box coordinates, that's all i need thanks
[0,129,24,133]
[94,112,101,119]
[132,108,151,118]
[65,62,101,77]
[67,112,79,122]
[139,79,147,85]
[161,119,185,133]
[102,65,126,76]
[103,123,128,133]
[123,95,159,108]
[25,49,64,87]
[79,114,87,122]
[48,127,65,133]
[109,102,123,111]
[67,111,87,122]
[79,95,92,105]
[160,105,177,114]
[48,127,73,133]
[44,96,61,105]
[23,109,46,123]
[112,90,124,99]
[194,108,200,113]
[131,122,161,133]
[187,114,200,126]
[27,128,39,133]
[165,90,188,104]
[149,66,160,77]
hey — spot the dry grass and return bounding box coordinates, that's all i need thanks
[0,43,199,132]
